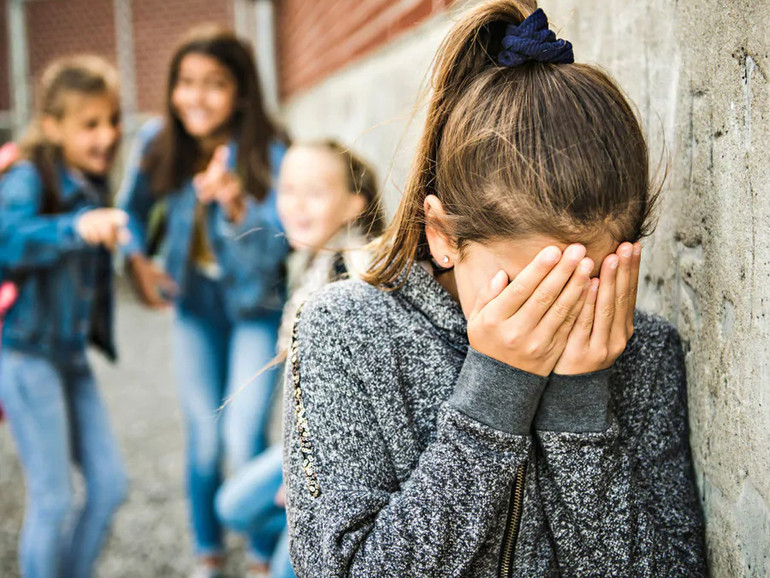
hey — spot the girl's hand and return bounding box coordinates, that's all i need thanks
[274,484,286,508]
[126,254,178,309]
[194,145,246,224]
[467,245,594,376]
[0,282,17,314]
[75,208,131,250]
[553,242,641,375]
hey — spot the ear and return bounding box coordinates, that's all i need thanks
[41,115,63,145]
[424,194,457,267]
[344,193,368,224]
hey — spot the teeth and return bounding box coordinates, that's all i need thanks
[186,110,209,121]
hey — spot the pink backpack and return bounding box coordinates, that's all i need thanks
[0,283,18,422]
[0,142,20,422]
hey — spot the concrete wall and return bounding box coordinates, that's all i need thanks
[280,13,453,218]
[279,1,770,575]
[0,0,11,112]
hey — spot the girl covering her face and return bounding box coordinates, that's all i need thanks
[282,2,705,577]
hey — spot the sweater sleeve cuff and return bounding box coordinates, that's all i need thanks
[535,369,612,433]
[448,348,548,435]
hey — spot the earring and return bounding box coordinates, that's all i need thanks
[430,254,453,273]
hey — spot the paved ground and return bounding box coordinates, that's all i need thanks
[0,282,267,577]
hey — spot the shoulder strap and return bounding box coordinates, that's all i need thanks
[330,252,348,282]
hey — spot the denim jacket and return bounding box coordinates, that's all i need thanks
[0,161,116,363]
[118,119,288,320]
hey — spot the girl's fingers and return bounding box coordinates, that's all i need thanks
[552,275,592,346]
[471,269,509,318]
[155,271,179,298]
[110,209,129,227]
[212,145,229,170]
[94,222,110,244]
[611,243,633,341]
[627,242,642,330]
[194,172,218,203]
[101,224,118,250]
[217,178,241,204]
[197,187,215,204]
[483,246,562,320]
[535,256,593,337]
[577,277,600,337]
[515,244,586,328]
[193,174,207,197]
[591,254,618,346]
[206,146,229,181]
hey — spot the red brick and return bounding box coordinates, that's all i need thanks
[132,0,233,113]
[277,0,452,98]
[25,0,117,106]
[0,0,10,112]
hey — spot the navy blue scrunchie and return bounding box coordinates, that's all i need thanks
[497,8,574,67]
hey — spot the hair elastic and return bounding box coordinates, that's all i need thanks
[497,8,574,67]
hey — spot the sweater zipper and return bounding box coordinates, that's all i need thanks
[498,462,527,578]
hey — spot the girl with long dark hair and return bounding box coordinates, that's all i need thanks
[119,26,289,577]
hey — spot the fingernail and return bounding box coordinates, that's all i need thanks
[578,258,593,275]
[633,243,642,256]
[619,244,632,258]
[565,244,587,261]
[609,256,619,269]
[543,246,561,263]
[493,269,508,285]
[591,278,600,292]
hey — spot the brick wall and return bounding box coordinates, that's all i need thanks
[277,0,452,98]
[25,0,117,102]
[0,0,234,122]
[132,0,233,113]
[0,0,10,112]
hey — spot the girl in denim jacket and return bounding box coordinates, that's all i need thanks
[119,26,289,577]
[0,55,128,578]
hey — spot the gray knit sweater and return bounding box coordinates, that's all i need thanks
[283,263,706,577]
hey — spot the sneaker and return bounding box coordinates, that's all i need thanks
[245,562,270,578]
[190,565,225,578]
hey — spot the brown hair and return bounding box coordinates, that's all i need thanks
[301,139,386,239]
[144,25,286,200]
[363,0,658,287]
[16,55,119,214]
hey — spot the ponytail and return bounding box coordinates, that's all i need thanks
[363,1,539,287]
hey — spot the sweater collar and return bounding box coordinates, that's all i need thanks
[395,262,468,351]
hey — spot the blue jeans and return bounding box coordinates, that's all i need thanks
[172,269,281,557]
[0,349,127,578]
[216,445,295,578]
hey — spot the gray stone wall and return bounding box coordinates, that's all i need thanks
[281,1,770,576]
